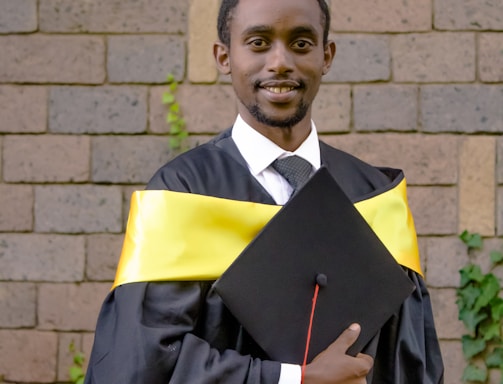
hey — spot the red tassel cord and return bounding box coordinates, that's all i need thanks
[301,283,320,384]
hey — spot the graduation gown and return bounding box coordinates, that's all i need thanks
[85,128,444,384]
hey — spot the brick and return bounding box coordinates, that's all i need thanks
[425,237,469,288]
[3,135,90,182]
[322,134,459,185]
[92,136,171,183]
[331,0,431,32]
[0,184,33,231]
[392,33,475,82]
[50,86,147,134]
[0,234,85,281]
[0,35,105,83]
[312,85,351,133]
[150,85,237,134]
[499,187,503,236]
[108,35,185,84]
[434,0,503,30]
[0,137,2,180]
[489,370,503,384]
[82,332,94,372]
[429,288,465,339]
[459,137,496,236]
[0,283,36,327]
[39,0,188,33]
[35,185,122,233]
[0,86,47,133]
[0,330,57,383]
[408,186,458,235]
[38,283,110,331]
[439,340,464,384]
[86,234,123,281]
[0,0,37,33]
[421,85,503,133]
[498,138,503,184]
[479,33,503,83]
[324,34,390,82]
[417,237,427,280]
[353,85,418,132]
[188,0,219,83]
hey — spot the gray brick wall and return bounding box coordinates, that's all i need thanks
[0,0,502,383]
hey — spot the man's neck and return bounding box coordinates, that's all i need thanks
[239,114,312,152]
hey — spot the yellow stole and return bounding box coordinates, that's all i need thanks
[113,178,421,289]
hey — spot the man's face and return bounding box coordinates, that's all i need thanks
[216,0,335,133]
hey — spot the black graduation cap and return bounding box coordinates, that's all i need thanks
[214,167,415,365]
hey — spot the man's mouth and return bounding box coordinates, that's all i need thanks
[264,87,296,94]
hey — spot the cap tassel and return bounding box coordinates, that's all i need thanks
[301,273,327,383]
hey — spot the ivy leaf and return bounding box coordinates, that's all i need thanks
[459,308,488,333]
[486,347,503,368]
[479,319,501,341]
[474,274,501,311]
[166,73,175,83]
[166,112,178,124]
[462,335,487,359]
[73,352,85,365]
[459,264,485,287]
[169,137,181,149]
[76,378,85,384]
[459,231,483,250]
[490,250,503,266]
[462,363,487,382]
[457,284,482,310]
[491,297,503,321]
[179,130,189,139]
[169,103,180,113]
[69,366,84,382]
[162,93,175,104]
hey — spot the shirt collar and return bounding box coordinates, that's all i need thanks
[231,115,321,177]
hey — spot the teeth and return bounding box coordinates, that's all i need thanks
[266,87,294,94]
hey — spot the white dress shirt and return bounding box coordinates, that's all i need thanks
[231,115,321,383]
[231,115,321,205]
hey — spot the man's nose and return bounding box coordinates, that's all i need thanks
[266,43,294,74]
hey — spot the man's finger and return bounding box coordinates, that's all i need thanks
[333,323,361,351]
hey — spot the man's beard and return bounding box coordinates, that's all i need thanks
[246,101,310,129]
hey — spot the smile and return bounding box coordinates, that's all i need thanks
[264,87,295,94]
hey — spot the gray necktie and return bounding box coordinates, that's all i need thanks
[271,155,312,195]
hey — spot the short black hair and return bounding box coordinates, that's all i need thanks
[217,0,331,47]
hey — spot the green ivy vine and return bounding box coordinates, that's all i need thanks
[162,73,188,150]
[457,230,503,383]
[68,341,86,384]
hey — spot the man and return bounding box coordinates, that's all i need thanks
[85,0,444,382]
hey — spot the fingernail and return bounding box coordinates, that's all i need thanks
[349,323,360,331]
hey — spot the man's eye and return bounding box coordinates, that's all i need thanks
[249,39,268,48]
[292,40,312,50]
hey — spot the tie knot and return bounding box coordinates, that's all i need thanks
[271,155,312,192]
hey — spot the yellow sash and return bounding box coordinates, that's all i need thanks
[113,178,421,289]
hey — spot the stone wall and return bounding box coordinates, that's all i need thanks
[0,0,502,383]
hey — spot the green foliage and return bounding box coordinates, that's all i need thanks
[69,341,86,384]
[162,73,188,150]
[457,231,503,383]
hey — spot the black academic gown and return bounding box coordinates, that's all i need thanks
[85,128,444,384]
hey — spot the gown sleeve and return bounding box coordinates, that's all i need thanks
[84,281,281,384]
[370,268,444,383]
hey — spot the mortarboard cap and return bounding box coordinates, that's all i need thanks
[214,167,415,364]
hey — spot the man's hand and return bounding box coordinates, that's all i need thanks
[303,323,374,384]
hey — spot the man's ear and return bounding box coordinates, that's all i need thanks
[214,42,231,75]
[322,40,336,75]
